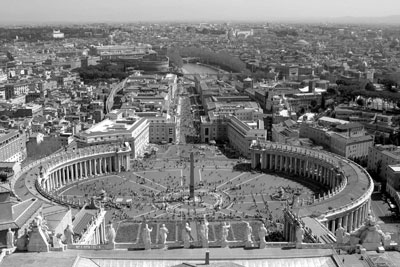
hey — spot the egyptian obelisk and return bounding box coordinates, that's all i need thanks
[189,152,194,199]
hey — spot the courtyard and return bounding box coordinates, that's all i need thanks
[56,144,326,244]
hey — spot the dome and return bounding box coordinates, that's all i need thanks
[294,39,310,46]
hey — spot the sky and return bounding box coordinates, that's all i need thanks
[1,0,400,24]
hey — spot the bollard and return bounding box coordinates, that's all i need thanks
[205,250,210,265]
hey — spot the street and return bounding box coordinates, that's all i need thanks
[370,192,400,242]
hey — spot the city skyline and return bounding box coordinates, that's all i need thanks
[1,0,400,24]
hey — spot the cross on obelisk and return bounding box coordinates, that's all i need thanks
[190,152,195,199]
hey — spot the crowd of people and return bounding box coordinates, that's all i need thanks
[56,143,315,235]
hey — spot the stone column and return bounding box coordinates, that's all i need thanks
[54,173,58,188]
[57,171,61,187]
[49,176,53,190]
[52,173,56,188]
[343,214,348,231]
[260,153,265,169]
[348,212,353,231]
[269,154,273,170]
[95,159,99,175]
[69,165,73,181]
[61,168,65,185]
[331,219,336,232]
[354,209,359,229]
[74,164,78,181]
[79,162,83,179]
[285,156,289,172]
[89,159,92,176]
[320,167,324,183]
[328,171,332,186]
[44,179,48,191]
[251,150,256,168]
[66,166,70,183]
[319,166,324,182]
[117,156,121,172]
[361,204,366,223]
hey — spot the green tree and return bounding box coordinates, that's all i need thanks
[365,82,375,91]
[356,98,365,106]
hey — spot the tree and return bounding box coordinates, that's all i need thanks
[166,49,183,68]
[356,98,365,106]
[327,87,337,95]
[310,99,317,108]
[320,94,326,109]
[365,82,375,91]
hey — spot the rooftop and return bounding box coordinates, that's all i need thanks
[79,118,147,137]
[1,247,350,267]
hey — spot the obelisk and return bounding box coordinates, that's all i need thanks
[190,152,194,199]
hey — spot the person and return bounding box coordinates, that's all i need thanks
[201,215,209,248]
[7,228,15,248]
[159,224,169,247]
[183,222,194,241]
[53,233,64,249]
[221,222,231,242]
[107,224,116,244]
[258,223,268,248]
[142,224,153,250]
[296,224,304,247]
[244,222,253,246]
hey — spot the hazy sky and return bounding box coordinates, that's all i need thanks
[1,0,400,24]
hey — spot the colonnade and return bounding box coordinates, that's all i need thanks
[324,199,371,233]
[251,151,341,189]
[250,142,374,239]
[42,154,129,192]
[38,145,131,193]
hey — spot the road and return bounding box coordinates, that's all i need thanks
[106,78,128,113]
[176,95,183,144]
[370,192,400,242]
